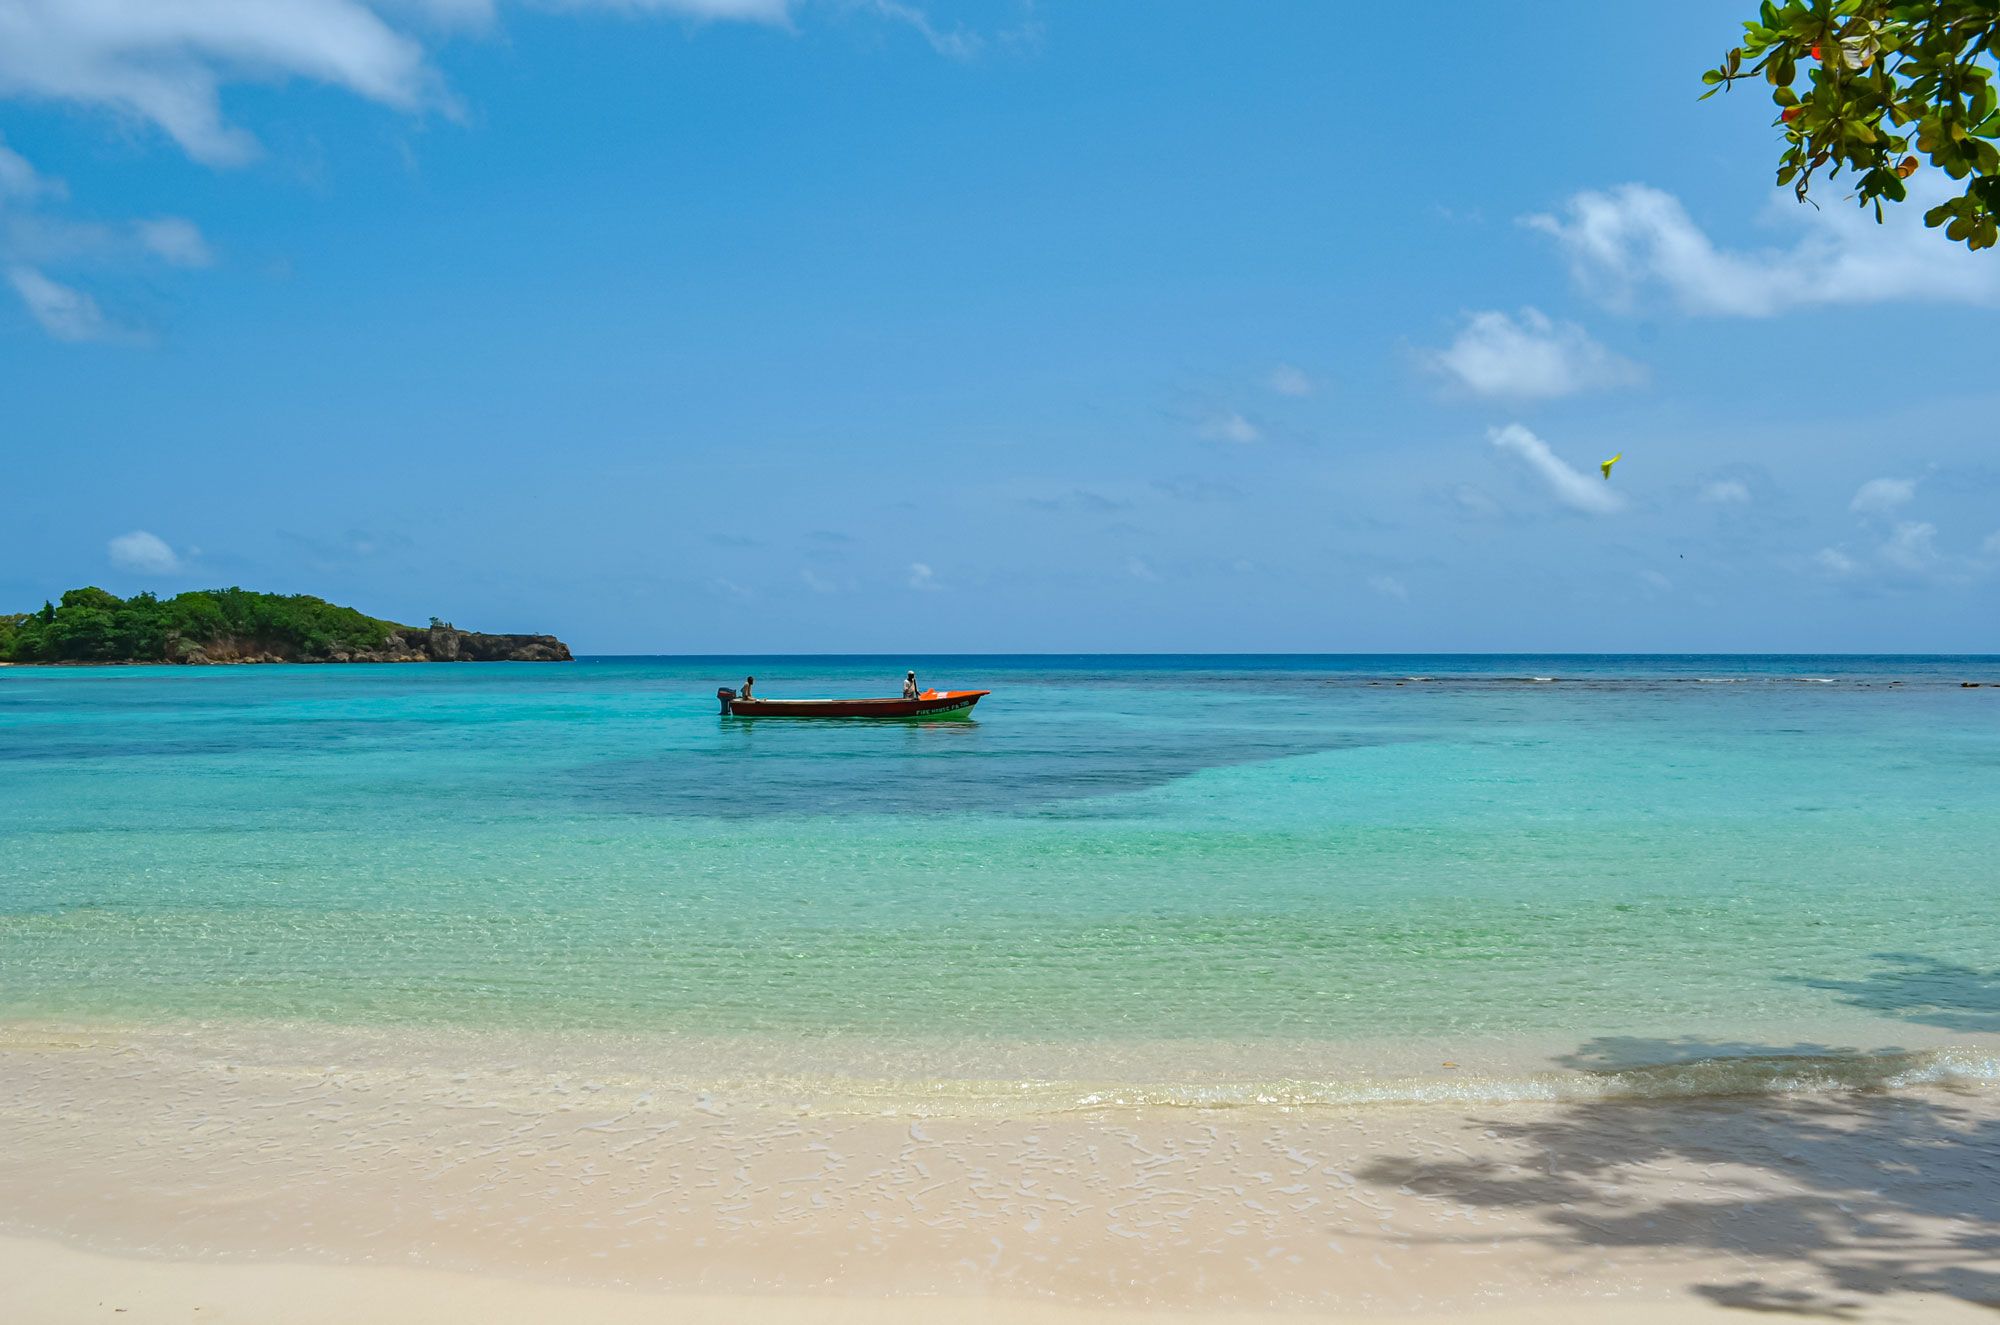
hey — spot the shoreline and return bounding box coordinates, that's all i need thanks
[4,1019,1997,1318]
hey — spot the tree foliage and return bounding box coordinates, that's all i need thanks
[1705,0,2000,249]
[0,587,406,663]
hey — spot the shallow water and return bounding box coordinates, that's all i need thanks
[3,655,1998,1103]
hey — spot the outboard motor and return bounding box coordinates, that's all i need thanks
[717,687,737,714]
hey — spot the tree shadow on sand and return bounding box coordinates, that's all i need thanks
[1358,1015,2000,1314]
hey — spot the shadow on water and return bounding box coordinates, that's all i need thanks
[1792,954,2000,1036]
[1354,961,2000,1315]
[563,725,1416,821]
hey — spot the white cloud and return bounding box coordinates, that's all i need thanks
[1851,477,1916,515]
[1878,520,1940,573]
[1526,183,2000,316]
[134,216,213,267]
[1639,569,1673,593]
[1198,411,1260,444]
[1448,483,1503,518]
[1699,478,1752,505]
[107,529,184,573]
[1125,555,1158,582]
[851,0,978,58]
[1984,531,2000,557]
[1266,363,1315,397]
[0,2,911,167]
[1367,574,1408,601]
[8,265,119,341]
[1429,308,1642,400]
[0,0,443,166]
[0,1,953,340]
[1488,423,1625,515]
[1815,520,1984,586]
[907,561,937,590]
[0,130,60,199]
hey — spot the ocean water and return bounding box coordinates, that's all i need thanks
[3,655,1998,1105]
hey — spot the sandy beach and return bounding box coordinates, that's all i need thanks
[4,1020,1997,1321]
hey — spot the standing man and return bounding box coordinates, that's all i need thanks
[902,670,919,699]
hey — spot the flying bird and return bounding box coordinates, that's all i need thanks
[1600,452,1622,480]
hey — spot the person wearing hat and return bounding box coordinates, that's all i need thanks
[901,670,920,699]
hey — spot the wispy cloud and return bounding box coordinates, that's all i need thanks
[134,217,214,268]
[1367,574,1408,601]
[1428,307,1642,400]
[1851,477,1917,515]
[1527,183,2000,315]
[852,0,979,58]
[0,0,955,338]
[107,529,184,573]
[1197,411,1260,445]
[1021,488,1130,513]
[907,561,938,590]
[0,131,60,200]
[1152,475,1242,503]
[1266,363,1315,397]
[0,0,443,167]
[1488,423,1624,515]
[8,265,122,341]
[1699,478,1752,505]
[1814,492,1989,587]
[1814,522,1958,582]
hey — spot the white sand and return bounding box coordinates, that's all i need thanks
[6,1236,1992,1324]
[3,1020,1997,1321]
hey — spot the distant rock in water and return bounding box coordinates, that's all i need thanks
[1,587,572,665]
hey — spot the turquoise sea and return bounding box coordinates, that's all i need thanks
[4,656,1998,1102]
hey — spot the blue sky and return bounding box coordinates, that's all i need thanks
[2,0,1996,653]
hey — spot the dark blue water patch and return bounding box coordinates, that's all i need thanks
[557,723,1421,820]
[0,716,453,764]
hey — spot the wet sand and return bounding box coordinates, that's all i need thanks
[3,1021,1999,1319]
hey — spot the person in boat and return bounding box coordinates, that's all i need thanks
[741,675,755,701]
[902,670,919,699]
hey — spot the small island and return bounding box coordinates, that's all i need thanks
[0,587,571,665]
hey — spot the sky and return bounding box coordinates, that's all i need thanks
[1,0,1996,654]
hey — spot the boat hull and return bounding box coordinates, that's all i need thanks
[725,690,988,719]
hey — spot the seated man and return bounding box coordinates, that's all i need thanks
[741,675,756,701]
[902,670,919,699]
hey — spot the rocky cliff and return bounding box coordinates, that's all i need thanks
[172,622,572,664]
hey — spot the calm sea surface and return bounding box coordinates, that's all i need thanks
[3,656,1998,1101]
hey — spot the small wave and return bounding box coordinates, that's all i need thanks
[776,1047,2000,1118]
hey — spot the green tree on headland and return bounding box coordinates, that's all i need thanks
[1704,1,2000,248]
[0,587,403,663]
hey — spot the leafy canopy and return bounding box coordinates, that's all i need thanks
[0,587,407,663]
[1704,0,2000,249]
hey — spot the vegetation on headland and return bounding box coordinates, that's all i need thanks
[0,587,570,664]
[1704,1,2000,248]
